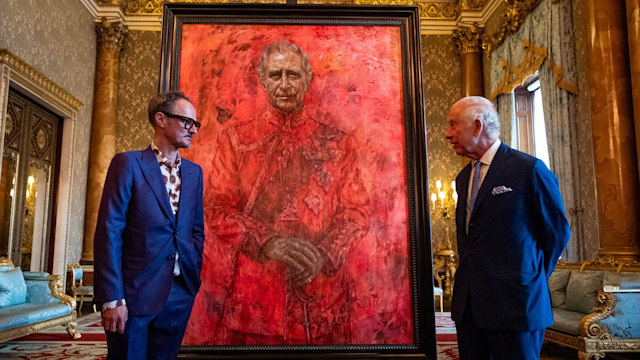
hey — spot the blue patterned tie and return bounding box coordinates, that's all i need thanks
[469,161,482,213]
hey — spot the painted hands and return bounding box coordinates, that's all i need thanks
[262,237,324,287]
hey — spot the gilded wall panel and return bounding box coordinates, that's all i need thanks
[571,0,598,260]
[0,0,97,264]
[116,31,161,153]
[422,34,464,251]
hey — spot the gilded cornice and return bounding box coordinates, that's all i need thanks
[81,0,504,33]
[459,0,484,10]
[452,23,483,54]
[124,0,284,14]
[481,0,543,54]
[97,0,122,5]
[0,50,83,111]
[96,18,128,51]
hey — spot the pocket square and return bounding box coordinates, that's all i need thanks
[491,185,513,195]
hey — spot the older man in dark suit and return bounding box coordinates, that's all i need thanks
[445,96,570,359]
[94,91,204,359]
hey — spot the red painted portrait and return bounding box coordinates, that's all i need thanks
[161,7,431,352]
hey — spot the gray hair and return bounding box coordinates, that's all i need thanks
[257,40,313,84]
[457,96,500,140]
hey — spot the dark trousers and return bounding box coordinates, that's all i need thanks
[455,299,545,360]
[106,276,195,360]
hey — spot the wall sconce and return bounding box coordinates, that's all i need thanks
[431,179,459,297]
[430,180,457,250]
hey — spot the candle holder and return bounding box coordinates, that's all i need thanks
[430,180,458,298]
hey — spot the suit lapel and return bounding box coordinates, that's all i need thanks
[138,147,176,226]
[470,143,512,219]
[457,163,471,232]
[176,160,195,228]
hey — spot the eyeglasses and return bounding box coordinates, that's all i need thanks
[161,111,201,131]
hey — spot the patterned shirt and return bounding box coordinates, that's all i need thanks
[152,142,182,215]
[151,142,181,276]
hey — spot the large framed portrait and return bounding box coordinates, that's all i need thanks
[159,4,435,358]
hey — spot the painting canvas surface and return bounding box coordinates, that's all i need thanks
[177,23,413,346]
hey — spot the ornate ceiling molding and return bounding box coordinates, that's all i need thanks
[80,0,502,34]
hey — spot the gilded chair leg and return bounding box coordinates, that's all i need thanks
[578,351,604,360]
[79,295,84,313]
[66,320,82,340]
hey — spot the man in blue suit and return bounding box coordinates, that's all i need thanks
[445,96,570,359]
[94,91,204,359]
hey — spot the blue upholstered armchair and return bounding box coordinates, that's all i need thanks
[0,257,80,342]
[67,263,95,313]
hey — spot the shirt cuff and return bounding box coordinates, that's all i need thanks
[101,299,126,311]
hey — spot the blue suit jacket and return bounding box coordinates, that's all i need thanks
[451,143,570,331]
[93,147,205,316]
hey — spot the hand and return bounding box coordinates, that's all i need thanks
[102,304,128,334]
[262,237,324,286]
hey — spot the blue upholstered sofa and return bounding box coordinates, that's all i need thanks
[545,258,640,360]
[0,257,80,342]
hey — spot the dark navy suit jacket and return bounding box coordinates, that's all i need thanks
[451,143,570,331]
[94,147,205,316]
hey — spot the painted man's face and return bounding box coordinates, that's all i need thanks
[261,51,311,113]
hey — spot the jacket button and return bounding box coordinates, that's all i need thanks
[168,254,175,260]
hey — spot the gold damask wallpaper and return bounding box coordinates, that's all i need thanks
[422,35,464,251]
[116,31,162,153]
[0,0,97,264]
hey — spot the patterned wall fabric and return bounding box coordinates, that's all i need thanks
[571,0,598,260]
[421,35,464,251]
[116,31,162,153]
[0,0,97,264]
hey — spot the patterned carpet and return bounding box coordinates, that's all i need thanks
[0,312,458,359]
[0,312,107,359]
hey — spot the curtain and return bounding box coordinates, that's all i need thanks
[489,0,585,261]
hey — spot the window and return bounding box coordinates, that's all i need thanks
[512,76,550,167]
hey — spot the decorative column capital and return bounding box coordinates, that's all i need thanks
[96,18,128,51]
[452,23,484,55]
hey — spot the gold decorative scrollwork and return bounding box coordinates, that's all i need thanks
[123,0,284,15]
[299,0,356,4]
[354,0,414,4]
[489,39,546,99]
[47,275,77,310]
[452,23,484,55]
[418,1,459,19]
[481,0,543,54]
[96,18,128,51]
[433,249,457,297]
[579,288,615,339]
[560,255,640,273]
[0,50,83,111]
[459,0,484,10]
[97,0,122,5]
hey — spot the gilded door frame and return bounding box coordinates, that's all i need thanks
[0,49,82,283]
